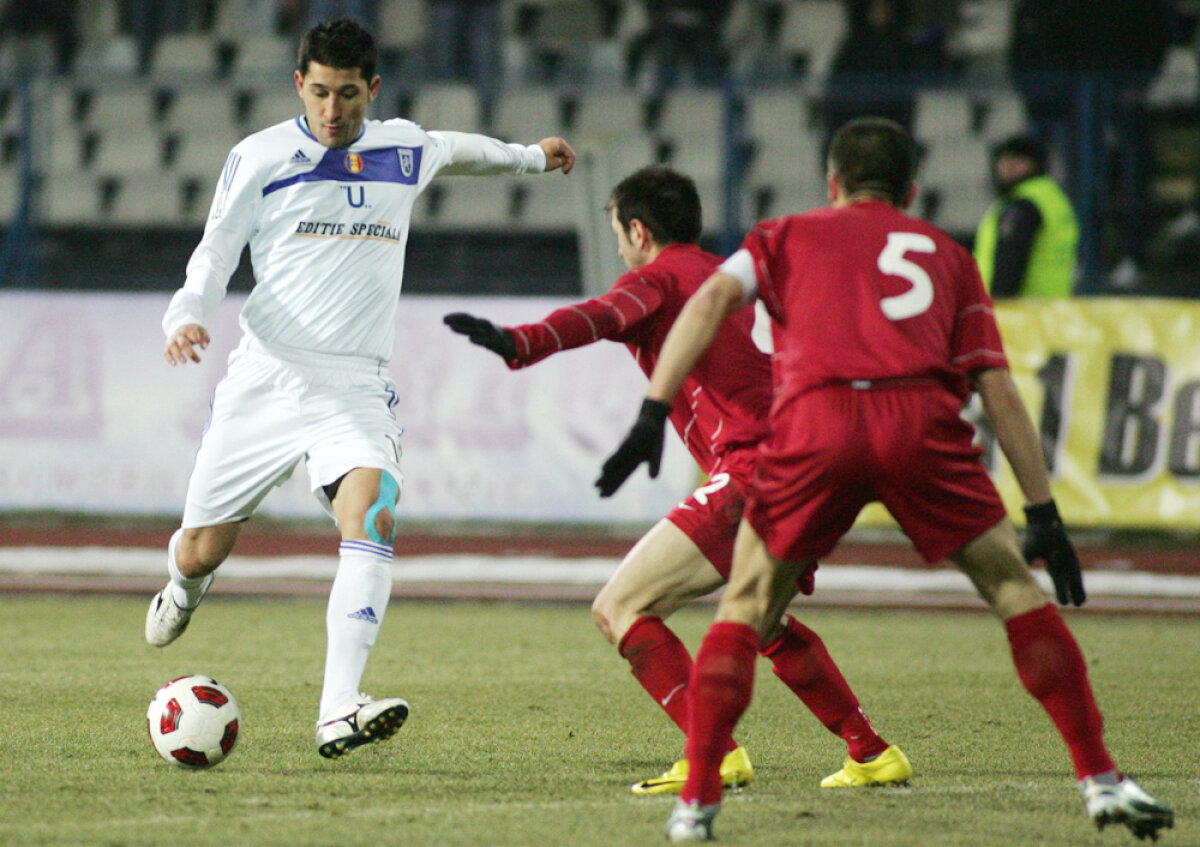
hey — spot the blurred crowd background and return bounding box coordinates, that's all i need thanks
[1,0,1198,297]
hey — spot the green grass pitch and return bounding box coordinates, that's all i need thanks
[0,595,1193,846]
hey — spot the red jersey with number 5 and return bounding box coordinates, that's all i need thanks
[742,200,1007,403]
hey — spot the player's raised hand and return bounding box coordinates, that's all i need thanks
[165,324,210,366]
[596,399,671,497]
[1022,499,1086,607]
[538,137,576,174]
[443,313,518,361]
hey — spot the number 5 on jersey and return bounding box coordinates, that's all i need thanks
[878,232,936,321]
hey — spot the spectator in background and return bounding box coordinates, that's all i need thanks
[625,1,732,93]
[427,0,502,96]
[821,0,919,152]
[974,135,1078,299]
[1008,0,1174,290]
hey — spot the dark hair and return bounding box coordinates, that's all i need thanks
[992,134,1046,173]
[297,18,377,81]
[827,117,916,206]
[607,165,702,245]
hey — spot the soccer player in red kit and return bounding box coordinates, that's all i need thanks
[445,165,911,794]
[599,121,1174,842]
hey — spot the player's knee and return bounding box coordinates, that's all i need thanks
[371,508,395,545]
[591,598,614,642]
[363,471,400,546]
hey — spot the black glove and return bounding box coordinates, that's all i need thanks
[443,312,517,361]
[1022,500,1086,607]
[595,399,672,497]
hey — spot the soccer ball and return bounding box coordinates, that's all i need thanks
[146,674,241,768]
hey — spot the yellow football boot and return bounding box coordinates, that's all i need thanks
[631,746,754,795]
[820,744,912,788]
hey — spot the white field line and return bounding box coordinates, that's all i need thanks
[1,546,1199,597]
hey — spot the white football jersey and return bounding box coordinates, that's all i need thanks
[163,116,548,363]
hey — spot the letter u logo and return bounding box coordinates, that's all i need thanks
[343,185,365,208]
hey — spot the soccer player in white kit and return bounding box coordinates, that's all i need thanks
[145,17,577,759]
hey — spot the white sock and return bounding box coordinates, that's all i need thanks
[319,540,394,722]
[166,529,212,610]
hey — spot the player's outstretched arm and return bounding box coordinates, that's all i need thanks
[595,271,745,497]
[976,367,1085,606]
[165,324,210,366]
[538,137,576,174]
[443,313,517,361]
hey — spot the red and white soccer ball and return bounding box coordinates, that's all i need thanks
[146,675,241,769]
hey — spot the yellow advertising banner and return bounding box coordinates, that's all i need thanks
[857,298,1200,529]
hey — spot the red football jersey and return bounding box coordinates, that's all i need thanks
[508,243,772,475]
[742,200,1008,404]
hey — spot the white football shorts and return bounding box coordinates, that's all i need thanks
[181,336,405,527]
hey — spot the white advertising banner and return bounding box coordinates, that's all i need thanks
[0,292,694,524]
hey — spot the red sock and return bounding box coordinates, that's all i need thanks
[1006,604,1115,779]
[762,615,889,762]
[681,621,759,806]
[618,616,696,736]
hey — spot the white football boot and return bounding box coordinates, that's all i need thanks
[144,578,210,647]
[1081,774,1174,841]
[665,799,720,842]
[316,695,410,759]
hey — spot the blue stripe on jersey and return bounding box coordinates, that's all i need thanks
[262,146,423,196]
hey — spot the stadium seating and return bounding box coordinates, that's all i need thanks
[492,90,567,142]
[151,33,220,78]
[951,0,1012,74]
[776,0,846,79]
[90,131,168,178]
[744,90,814,148]
[72,37,140,77]
[4,0,1124,241]
[106,173,190,226]
[408,83,484,133]
[229,36,296,83]
[914,90,976,142]
[0,169,17,225]
[979,92,1027,142]
[419,177,517,231]
[168,129,246,182]
[163,89,244,134]
[655,90,725,142]
[245,89,302,130]
[510,177,577,230]
[39,170,106,225]
[570,90,650,140]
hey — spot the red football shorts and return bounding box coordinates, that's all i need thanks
[746,382,1008,564]
[665,466,748,580]
[667,451,818,594]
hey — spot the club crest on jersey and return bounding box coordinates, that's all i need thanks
[344,152,364,174]
[398,148,413,177]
